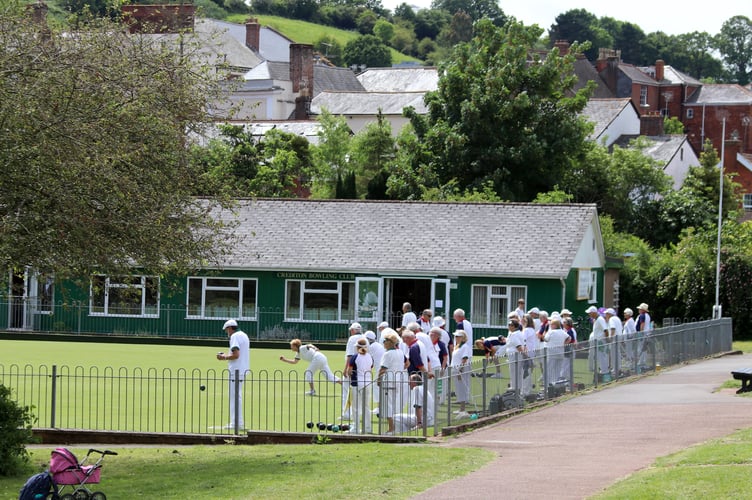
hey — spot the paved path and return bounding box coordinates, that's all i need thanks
[413,352,752,500]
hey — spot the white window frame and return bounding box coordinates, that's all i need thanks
[284,279,355,322]
[186,277,258,320]
[471,284,526,328]
[686,108,694,119]
[640,86,648,106]
[90,275,159,318]
[743,193,752,210]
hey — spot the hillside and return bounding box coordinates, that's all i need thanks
[225,14,422,65]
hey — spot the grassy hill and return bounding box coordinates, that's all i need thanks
[226,13,422,65]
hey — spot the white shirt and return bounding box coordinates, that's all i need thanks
[623,317,637,336]
[380,348,407,387]
[544,328,569,356]
[416,332,434,368]
[523,326,539,354]
[506,330,525,356]
[410,384,435,425]
[368,341,386,369]
[296,344,316,362]
[346,333,365,358]
[592,316,608,340]
[228,330,250,375]
[402,311,417,327]
[350,352,373,388]
[608,316,624,337]
[450,341,472,369]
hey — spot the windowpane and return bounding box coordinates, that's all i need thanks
[207,278,237,288]
[242,279,257,318]
[305,281,338,290]
[341,282,354,320]
[187,278,203,316]
[286,281,301,320]
[472,286,487,325]
[489,297,505,326]
[205,288,240,318]
[91,276,106,314]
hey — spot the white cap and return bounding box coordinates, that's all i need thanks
[349,322,362,332]
[365,330,376,341]
[432,316,445,327]
[528,307,540,315]
[222,319,238,330]
[585,306,598,314]
[605,308,616,316]
[377,321,389,329]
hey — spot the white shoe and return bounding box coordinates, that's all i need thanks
[306,390,316,396]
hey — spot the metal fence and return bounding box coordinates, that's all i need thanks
[0,318,732,438]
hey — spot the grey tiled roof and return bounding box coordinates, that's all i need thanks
[217,199,599,278]
[685,84,752,105]
[357,67,439,92]
[573,59,613,98]
[310,91,428,115]
[612,135,687,164]
[244,63,364,96]
[581,98,634,140]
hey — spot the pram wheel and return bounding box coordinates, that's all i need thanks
[90,492,106,500]
[60,495,76,500]
[73,490,90,500]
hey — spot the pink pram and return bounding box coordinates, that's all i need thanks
[49,448,117,500]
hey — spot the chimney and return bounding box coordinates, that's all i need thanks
[655,59,665,81]
[290,44,314,119]
[121,4,195,34]
[553,40,570,56]
[245,17,260,52]
[640,112,665,136]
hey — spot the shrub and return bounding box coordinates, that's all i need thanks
[0,384,36,476]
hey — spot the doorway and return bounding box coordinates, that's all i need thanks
[385,278,431,328]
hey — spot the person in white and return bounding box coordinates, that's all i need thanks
[376,321,390,343]
[366,330,385,409]
[342,322,365,420]
[543,318,571,384]
[505,318,531,396]
[401,302,417,328]
[450,329,473,419]
[522,314,540,383]
[216,319,250,430]
[587,306,610,379]
[377,329,408,435]
[418,309,433,333]
[432,316,451,357]
[527,307,541,330]
[345,338,373,433]
[279,339,341,396]
[393,373,435,433]
[605,308,624,376]
[636,303,653,369]
[453,308,473,353]
[429,326,449,404]
[622,308,637,369]
[514,298,526,321]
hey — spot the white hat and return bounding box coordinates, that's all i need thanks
[585,306,598,314]
[365,330,376,341]
[638,303,649,312]
[560,308,572,316]
[222,319,238,330]
[528,307,540,315]
[349,322,362,332]
[432,316,445,327]
[453,330,467,337]
[377,321,389,329]
[605,308,616,316]
[507,311,519,319]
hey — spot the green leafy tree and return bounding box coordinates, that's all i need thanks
[414,8,451,40]
[676,31,723,81]
[0,4,231,283]
[343,34,391,68]
[664,116,684,134]
[385,120,438,200]
[549,8,610,62]
[373,19,395,44]
[314,35,343,66]
[356,9,379,35]
[0,384,35,476]
[716,15,752,85]
[431,0,506,24]
[311,110,352,198]
[348,111,396,196]
[414,19,593,201]
[438,10,473,46]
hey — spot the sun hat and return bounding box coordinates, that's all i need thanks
[222,319,238,329]
[377,321,389,329]
[638,303,649,312]
[528,307,540,315]
[560,308,572,316]
[432,316,445,327]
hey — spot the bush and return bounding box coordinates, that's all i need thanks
[0,385,35,476]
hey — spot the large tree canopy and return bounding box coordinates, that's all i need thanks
[0,4,232,282]
[716,15,752,85]
[412,19,594,201]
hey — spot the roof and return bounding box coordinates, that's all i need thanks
[194,121,323,145]
[635,64,702,86]
[357,67,439,92]
[218,199,599,278]
[684,84,752,105]
[310,91,427,115]
[573,59,613,98]
[581,98,634,140]
[210,19,293,62]
[612,135,687,163]
[244,62,364,96]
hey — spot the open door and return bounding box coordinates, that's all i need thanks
[355,277,383,323]
[431,278,450,321]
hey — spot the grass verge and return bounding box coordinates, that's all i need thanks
[1,444,493,500]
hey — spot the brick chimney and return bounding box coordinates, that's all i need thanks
[290,44,314,119]
[640,112,665,136]
[121,4,195,34]
[553,40,570,56]
[245,17,260,52]
[655,59,665,81]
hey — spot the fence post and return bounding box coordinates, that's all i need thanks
[233,369,240,435]
[50,364,57,429]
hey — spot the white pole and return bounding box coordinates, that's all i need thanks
[713,118,725,319]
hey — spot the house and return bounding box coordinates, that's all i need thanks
[581,98,641,148]
[3,201,607,340]
[309,91,428,134]
[612,135,697,190]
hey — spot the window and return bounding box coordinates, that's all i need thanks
[90,275,159,317]
[589,270,598,303]
[35,274,54,314]
[686,108,694,119]
[639,86,648,106]
[285,280,354,322]
[471,285,526,327]
[186,277,257,319]
[744,194,752,211]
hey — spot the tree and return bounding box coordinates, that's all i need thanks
[347,111,396,196]
[314,35,343,66]
[413,19,594,201]
[343,34,391,68]
[373,19,395,45]
[0,5,231,283]
[0,384,35,476]
[431,0,506,25]
[311,109,352,198]
[549,9,608,62]
[716,15,752,85]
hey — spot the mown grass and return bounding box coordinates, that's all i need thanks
[0,444,494,500]
[591,428,752,499]
[226,14,422,65]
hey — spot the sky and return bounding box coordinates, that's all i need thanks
[381,0,749,36]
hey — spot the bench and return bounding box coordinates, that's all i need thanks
[731,368,752,394]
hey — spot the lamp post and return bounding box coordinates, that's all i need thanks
[713,117,725,319]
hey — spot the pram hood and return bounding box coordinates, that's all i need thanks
[50,447,101,485]
[50,448,80,474]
